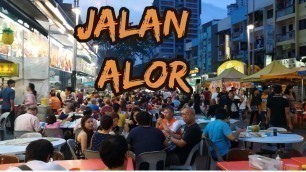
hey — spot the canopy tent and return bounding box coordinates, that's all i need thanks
[241,61,292,82]
[260,67,304,80]
[206,68,246,82]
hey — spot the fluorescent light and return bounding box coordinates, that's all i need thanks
[17,19,23,24]
[67,34,75,43]
[24,23,29,28]
[247,24,254,30]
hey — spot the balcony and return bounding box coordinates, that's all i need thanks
[276,30,295,43]
[276,5,295,18]
[232,32,243,40]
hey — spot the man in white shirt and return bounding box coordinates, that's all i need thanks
[9,139,65,171]
[14,105,40,132]
[211,87,220,103]
[156,106,181,135]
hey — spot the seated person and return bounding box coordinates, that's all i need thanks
[14,105,40,132]
[91,115,113,151]
[49,91,61,113]
[110,112,120,134]
[45,114,60,129]
[99,135,128,170]
[203,108,245,160]
[124,107,141,132]
[127,111,167,156]
[58,103,75,121]
[88,98,100,119]
[76,116,94,157]
[100,98,113,116]
[164,107,202,166]
[9,139,65,170]
[74,107,98,132]
[156,106,181,136]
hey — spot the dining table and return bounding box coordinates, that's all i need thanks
[217,158,302,171]
[238,131,304,144]
[0,158,134,170]
[0,137,66,155]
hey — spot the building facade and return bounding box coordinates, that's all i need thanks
[153,0,201,59]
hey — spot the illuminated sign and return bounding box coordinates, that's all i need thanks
[217,60,245,75]
[225,34,230,59]
[0,63,19,77]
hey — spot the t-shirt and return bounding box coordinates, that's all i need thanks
[0,86,15,110]
[217,92,228,107]
[118,113,126,127]
[225,98,239,119]
[267,96,289,127]
[158,118,181,133]
[261,94,268,111]
[203,91,211,100]
[204,120,232,157]
[88,104,100,112]
[101,105,113,116]
[175,123,202,163]
[239,95,247,110]
[127,126,165,156]
[91,132,110,151]
[49,97,61,110]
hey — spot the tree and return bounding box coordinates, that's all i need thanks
[98,33,157,64]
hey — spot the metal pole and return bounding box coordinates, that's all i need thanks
[72,0,79,91]
[251,0,255,74]
[247,28,251,75]
[22,30,24,87]
[302,76,304,102]
[48,24,51,93]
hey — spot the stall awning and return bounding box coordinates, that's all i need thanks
[0,0,48,37]
[207,68,246,82]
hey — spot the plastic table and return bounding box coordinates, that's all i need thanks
[238,133,304,144]
[217,159,301,170]
[0,137,66,155]
[0,158,134,170]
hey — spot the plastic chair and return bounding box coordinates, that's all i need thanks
[0,112,11,140]
[52,151,65,161]
[277,148,303,159]
[67,139,78,160]
[135,151,167,170]
[43,128,64,138]
[0,155,19,164]
[14,131,32,139]
[226,148,254,161]
[198,123,207,156]
[204,137,224,170]
[169,142,200,170]
[19,132,42,138]
[84,150,100,159]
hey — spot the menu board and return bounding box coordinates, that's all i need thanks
[50,44,73,73]
[76,58,95,76]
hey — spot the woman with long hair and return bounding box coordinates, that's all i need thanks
[124,107,141,132]
[76,115,94,156]
[284,85,297,125]
[24,83,37,106]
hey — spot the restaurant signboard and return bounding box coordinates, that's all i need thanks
[0,63,19,77]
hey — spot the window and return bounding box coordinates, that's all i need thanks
[300,0,306,4]
[289,24,294,31]
[267,9,273,19]
[299,19,306,30]
[282,26,286,35]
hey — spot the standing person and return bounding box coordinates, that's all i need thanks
[211,87,220,103]
[238,89,248,121]
[63,87,75,105]
[193,91,202,114]
[0,79,15,133]
[203,88,211,109]
[283,85,297,125]
[217,86,229,108]
[249,88,261,125]
[24,83,37,106]
[260,89,269,128]
[266,84,293,130]
[224,91,239,119]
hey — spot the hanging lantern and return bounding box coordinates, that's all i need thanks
[2,28,14,45]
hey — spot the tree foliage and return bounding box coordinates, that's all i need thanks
[98,33,157,64]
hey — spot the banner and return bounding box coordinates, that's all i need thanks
[0,63,19,77]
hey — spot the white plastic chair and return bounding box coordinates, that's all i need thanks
[0,112,10,140]
[67,139,78,160]
[169,142,201,170]
[19,133,42,138]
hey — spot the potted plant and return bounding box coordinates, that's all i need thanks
[2,28,14,45]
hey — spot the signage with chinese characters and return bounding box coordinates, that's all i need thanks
[0,63,19,77]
